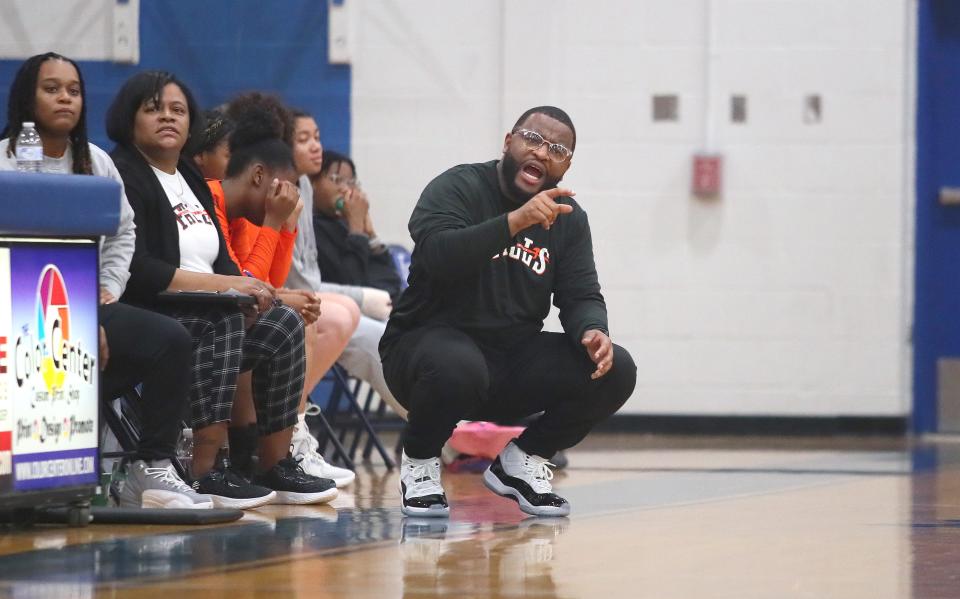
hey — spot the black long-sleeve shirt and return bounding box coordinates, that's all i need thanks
[312,212,402,301]
[380,160,608,355]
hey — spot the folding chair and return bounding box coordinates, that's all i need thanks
[352,379,404,461]
[100,388,192,482]
[307,365,396,470]
[387,244,411,291]
[100,391,143,463]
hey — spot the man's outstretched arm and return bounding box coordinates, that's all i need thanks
[414,185,576,280]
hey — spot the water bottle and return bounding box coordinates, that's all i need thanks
[175,427,193,472]
[15,121,43,173]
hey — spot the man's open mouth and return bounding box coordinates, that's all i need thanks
[519,162,544,186]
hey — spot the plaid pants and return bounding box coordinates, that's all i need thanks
[164,304,305,434]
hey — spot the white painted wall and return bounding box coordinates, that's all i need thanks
[351,0,914,417]
[0,0,139,63]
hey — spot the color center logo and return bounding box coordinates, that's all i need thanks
[35,265,70,393]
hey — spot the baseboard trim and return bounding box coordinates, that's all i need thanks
[594,415,908,436]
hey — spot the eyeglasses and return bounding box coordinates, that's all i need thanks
[326,173,360,188]
[512,129,573,163]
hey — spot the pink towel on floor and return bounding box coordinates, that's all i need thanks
[448,422,525,460]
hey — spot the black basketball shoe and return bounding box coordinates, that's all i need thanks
[193,459,276,510]
[252,454,338,505]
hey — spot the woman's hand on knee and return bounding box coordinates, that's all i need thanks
[279,289,322,325]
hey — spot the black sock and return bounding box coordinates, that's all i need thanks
[228,424,258,479]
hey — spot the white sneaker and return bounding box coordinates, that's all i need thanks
[291,416,356,488]
[119,459,214,510]
[483,441,569,517]
[399,451,449,517]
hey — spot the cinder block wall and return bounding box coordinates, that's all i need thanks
[352,0,914,417]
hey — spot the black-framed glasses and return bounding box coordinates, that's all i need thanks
[326,173,360,188]
[512,128,573,163]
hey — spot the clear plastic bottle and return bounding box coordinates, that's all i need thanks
[15,121,43,173]
[175,427,193,471]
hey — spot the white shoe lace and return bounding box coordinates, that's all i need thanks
[144,464,195,494]
[292,422,328,467]
[521,455,556,494]
[405,459,444,498]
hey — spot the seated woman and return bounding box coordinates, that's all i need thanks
[106,70,336,508]
[287,112,406,421]
[206,92,356,487]
[0,53,209,510]
[310,150,402,302]
[190,107,234,181]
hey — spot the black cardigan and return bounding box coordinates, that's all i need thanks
[313,212,402,302]
[111,144,240,309]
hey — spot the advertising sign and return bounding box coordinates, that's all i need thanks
[6,244,98,491]
[0,248,12,494]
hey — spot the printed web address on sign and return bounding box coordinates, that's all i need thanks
[14,456,94,480]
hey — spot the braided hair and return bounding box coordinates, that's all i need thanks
[1,52,92,174]
[187,107,235,158]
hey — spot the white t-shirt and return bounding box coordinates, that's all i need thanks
[149,166,219,274]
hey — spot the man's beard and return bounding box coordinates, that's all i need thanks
[500,153,561,205]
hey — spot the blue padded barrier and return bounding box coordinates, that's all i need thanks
[0,171,121,236]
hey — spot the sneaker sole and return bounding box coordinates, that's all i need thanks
[126,489,213,510]
[209,491,277,510]
[141,492,214,510]
[270,487,338,505]
[482,469,570,517]
[331,472,356,488]
[294,457,356,488]
[400,503,450,518]
[398,478,449,517]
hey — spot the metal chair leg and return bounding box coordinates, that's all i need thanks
[354,387,378,460]
[311,409,355,471]
[362,390,387,461]
[330,366,395,470]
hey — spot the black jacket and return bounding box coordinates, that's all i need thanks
[381,160,607,355]
[110,144,240,309]
[313,212,402,301]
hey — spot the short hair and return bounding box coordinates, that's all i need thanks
[223,92,294,178]
[2,52,92,174]
[511,105,576,150]
[187,107,234,157]
[105,70,202,149]
[319,149,355,177]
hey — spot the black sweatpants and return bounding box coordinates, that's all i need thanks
[100,302,192,461]
[382,325,637,459]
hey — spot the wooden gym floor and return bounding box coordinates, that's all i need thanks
[0,433,957,598]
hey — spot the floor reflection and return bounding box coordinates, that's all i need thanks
[400,517,569,599]
[0,437,958,598]
[0,507,402,585]
[910,441,960,599]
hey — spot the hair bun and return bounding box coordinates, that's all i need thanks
[226,92,292,151]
